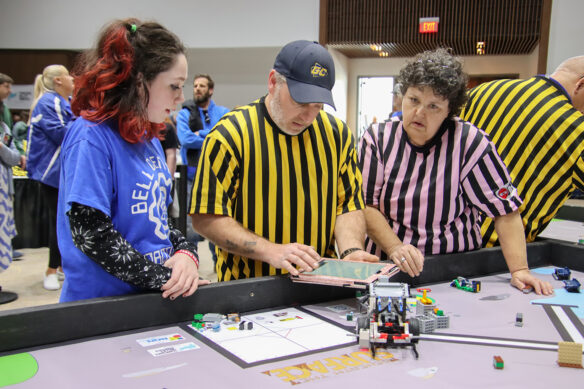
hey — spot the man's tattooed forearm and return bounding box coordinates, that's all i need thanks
[243,241,257,254]
[225,239,238,250]
[225,239,257,254]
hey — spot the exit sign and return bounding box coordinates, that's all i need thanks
[419,17,439,33]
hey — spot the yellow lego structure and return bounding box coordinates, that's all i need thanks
[557,342,583,368]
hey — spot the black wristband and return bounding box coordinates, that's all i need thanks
[340,247,361,259]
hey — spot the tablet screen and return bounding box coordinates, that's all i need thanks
[309,260,389,280]
[291,259,398,288]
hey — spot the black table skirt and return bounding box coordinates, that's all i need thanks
[12,178,50,249]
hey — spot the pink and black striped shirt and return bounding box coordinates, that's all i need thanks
[358,117,521,259]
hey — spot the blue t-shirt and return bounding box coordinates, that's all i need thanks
[57,118,173,302]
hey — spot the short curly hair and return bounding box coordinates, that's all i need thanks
[397,48,468,117]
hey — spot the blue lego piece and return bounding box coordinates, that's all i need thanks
[553,267,571,281]
[563,278,581,293]
[471,280,481,292]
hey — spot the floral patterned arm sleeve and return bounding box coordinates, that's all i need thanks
[167,221,198,255]
[68,202,172,290]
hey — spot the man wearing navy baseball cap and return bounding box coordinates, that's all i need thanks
[273,40,336,109]
[191,40,378,282]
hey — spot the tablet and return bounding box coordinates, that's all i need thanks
[290,259,399,289]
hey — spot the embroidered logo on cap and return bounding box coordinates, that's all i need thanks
[495,182,516,200]
[310,63,328,78]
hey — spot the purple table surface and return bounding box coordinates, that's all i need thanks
[6,268,583,388]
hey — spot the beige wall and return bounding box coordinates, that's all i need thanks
[0,0,320,49]
[548,0,584,73]
[327,49,350,121]
[185,47,280,110]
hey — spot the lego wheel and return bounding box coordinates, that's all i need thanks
[357,315,370,330]
[409,317,420,339]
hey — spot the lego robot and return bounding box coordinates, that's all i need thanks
[450,276,481,293]
[355,276,420,358]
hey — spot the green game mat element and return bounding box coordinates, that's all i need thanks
[310,260,387,280]
[0,353,38,387]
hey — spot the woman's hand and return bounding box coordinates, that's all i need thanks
[161,252,210,299]
[388,243,424,277]
[510,269,554,295]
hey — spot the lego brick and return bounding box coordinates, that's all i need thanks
[557,342,583,368]
[429,312,450,329]
[417,315,435,333]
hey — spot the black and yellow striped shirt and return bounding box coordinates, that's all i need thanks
[461,76,584,246]
[191,97,364,281]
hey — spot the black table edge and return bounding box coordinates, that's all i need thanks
[0,239,582,353]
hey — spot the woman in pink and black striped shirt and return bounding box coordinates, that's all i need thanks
[358,48,552,295]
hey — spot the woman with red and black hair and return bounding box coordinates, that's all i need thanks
[57,18,209,302]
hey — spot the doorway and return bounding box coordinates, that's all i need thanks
[357,76,395,139]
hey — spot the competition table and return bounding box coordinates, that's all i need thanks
[1,240,583,388]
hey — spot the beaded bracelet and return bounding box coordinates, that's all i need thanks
[176,249,199,268]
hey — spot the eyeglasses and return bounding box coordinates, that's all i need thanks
[203,110,210,124]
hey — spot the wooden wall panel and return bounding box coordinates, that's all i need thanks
[323,0,544,58]
[0,50,80,84]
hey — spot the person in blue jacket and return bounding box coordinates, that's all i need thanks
[26,64,74,291]
[57,18,209,302]
[176,74,229,181]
